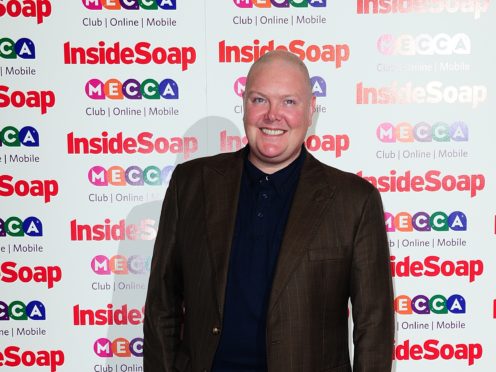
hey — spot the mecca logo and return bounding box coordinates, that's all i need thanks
[85,78,179,100]
[233,77,247,97]
[219,39,350,69]
[377,121,468,143]
[73,304,144,326]
[70,218,157,241]
[0,0,52,24]
[234,75,327,97]
[0,300,46,320]
[0,126,39,147]
[357,0,490,19]
[0,86,55,114]
[0,216,43,237]
[87,165,174,186]
[82,0,176,10]
[94,337,143,357]
[0,262,62,288]
[357,170,485,197]
[385,211,467,232]
[67,132,197,160]
[0,38,35,59]
[310,76,327,97]
[0,347,64,371]
[91,255,151,275]
[395,294,466,315]
[233,0,326,8]
[64,42,196,71]
[356,81,487,108]
[377,33,471,55]
[0,175,58,203]
[390,255,483,283]
[393,340,482,366]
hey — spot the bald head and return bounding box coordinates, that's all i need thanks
[241,50,316,173]
[245,50,313,99]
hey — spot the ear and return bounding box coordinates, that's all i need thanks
[308,95,316,125]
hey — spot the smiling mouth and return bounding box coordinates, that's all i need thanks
[261,128,285,136]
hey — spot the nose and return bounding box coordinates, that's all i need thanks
[265,103,280,122]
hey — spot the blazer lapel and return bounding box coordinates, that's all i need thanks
[203,151,243,318]
[268,154,336,314]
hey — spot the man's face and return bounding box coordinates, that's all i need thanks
[243,59,316,173]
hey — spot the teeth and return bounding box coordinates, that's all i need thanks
[261,128,284,135]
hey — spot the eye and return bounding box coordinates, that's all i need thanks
[284,99,296,105]
[252,97,265,104]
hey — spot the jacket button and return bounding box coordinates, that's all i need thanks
[212,327,221,335]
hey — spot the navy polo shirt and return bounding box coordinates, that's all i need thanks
[212,147,306,371]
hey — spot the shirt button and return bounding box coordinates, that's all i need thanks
[212,327,221,335]
[257,212,263,218]
[262,193,268,199]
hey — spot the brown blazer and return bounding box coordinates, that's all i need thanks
[144,149,394,372]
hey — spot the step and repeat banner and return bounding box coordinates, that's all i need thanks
[1,1,495,371]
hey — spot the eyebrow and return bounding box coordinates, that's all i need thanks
[245,90,300,99]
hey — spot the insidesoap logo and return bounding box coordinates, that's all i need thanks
[67,132,197,160]
[94,337,143,357]
[0,216,43,237]
[0,175,58,203]
[377,33,471,55]
[0,38,35,59]
[0,126,39,147]
[395,294,466,315]
[377,121,468,143]
[393,340,482,366]
[64,42,196,71]
[73,304,144,325]
[82,0,176,10]
[357,0,490,19]
[233,0,326,8]
[0,262,62,288]
[390,255,483,283]
[0,300,46,320]
[91,255,151,275]
[358,170,485,198]
[85,78,178,100]
[0,346,64,371]
[0,86,55,114]
[234,75,327,97]
[356,81,487,108]
[385,211,467,232]
[0,0,52,24]
[219,39,350,68]
[70,218,157,241]
[219,131,349,157]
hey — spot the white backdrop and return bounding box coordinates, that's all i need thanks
[1,0,495,371]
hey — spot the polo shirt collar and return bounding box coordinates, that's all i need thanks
[243,145,306,196]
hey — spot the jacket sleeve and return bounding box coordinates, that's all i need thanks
[144,166,183,372]
[350,187,394,371]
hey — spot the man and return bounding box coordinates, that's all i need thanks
[144,51,394,372]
